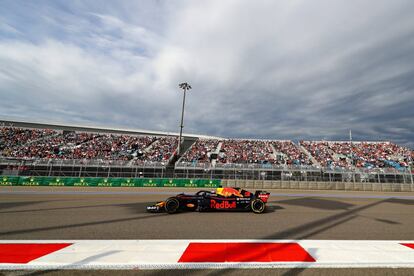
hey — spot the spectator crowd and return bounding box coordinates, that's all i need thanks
[0,127,55,152]
[136,137,178,163]
[273,141,313,166]
[180,139,219,164]
[217,139,275,164]
[300,141,413,170]
[1,127,413,170]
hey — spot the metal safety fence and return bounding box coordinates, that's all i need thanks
[1,158,413,185]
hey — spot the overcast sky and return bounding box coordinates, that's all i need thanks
[1,1,414,147]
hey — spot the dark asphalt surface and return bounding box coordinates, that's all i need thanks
[1,186,414,275]
[1,187,414,240]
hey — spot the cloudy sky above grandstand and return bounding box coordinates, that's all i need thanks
[0,0,414,147]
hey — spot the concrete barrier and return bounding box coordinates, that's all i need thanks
[263,181,273,190]
[281,181,290,189]
[289,181,299,189]
[372,183,382,192]
[221,179,414,192]
[381,184,392,192]
[223,179,413,192]
[253,180,264,189]
[271,181,281,189]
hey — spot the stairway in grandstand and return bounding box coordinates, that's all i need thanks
[165,137,198,177]
[269,144,280,162]
[299,144,321,167]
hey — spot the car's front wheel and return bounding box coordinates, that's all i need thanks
[251,198,265,214]
[164,197,180,214]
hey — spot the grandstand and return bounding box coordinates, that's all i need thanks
[0,120,413,183]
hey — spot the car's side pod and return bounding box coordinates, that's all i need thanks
[255,191,270,203]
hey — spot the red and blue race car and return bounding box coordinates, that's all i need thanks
[146,187,270,214]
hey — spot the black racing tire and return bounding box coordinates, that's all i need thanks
[251,198,265,214]
[164,197,180,214]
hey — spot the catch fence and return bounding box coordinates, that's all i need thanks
[1,158,413,185]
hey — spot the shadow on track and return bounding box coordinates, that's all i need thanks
[0,201,49,211]
[385,198,414,205]
[0,202,165,237]
[274,197,354,210]
[0,202,153,215]
[264,199,386,240]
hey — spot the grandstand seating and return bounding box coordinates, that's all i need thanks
[217,139,275,164]
[1,126,413,170]
[0,127,56,151]
[272,141,313,166]
[300,141,413,170]
[136,136,178,164]
[179,139,220,164]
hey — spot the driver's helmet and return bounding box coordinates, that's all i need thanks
[216,187,243,197]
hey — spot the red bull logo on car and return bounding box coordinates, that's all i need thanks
[210,199,237,209]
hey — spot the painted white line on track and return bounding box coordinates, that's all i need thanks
[1,240,414,269]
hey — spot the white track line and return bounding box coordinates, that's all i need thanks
[1,240,414,269]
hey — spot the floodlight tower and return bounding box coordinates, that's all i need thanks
[177,82,191,156]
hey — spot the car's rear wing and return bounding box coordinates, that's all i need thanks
[255,190,270,203]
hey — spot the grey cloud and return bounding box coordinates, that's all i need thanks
[0,0,414,148]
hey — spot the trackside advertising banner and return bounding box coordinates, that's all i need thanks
[0,176,221,188]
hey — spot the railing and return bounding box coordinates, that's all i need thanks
[177,161,322,171]
[0,157,167,168]
[2,157,412,174]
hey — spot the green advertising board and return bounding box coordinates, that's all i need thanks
[181,178,200,188]
[160,178,182,187]
[141,178,161,187]
[1,176,221,188]
[96,178,118,187]
[119,178,141,187]
[18,176,45,186]
[0,176,20,186]
[201,179,221,188]
[43,177,67,186]
[72,177,100,187]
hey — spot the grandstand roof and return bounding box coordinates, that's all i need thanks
[0,119,222,140]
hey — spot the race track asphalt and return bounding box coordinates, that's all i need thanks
[1,187,414,240]
[1,186,414,275]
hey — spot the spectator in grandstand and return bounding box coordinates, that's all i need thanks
[180,139,220,164]
[136,137,178,164]
[273,141,313,166]
[217,139,275,164]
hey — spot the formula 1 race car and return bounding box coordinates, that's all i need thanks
[146,187,270,214]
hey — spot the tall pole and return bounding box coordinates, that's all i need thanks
[349,129,353,167]
[178,82,191,156]
[350,129,356,183]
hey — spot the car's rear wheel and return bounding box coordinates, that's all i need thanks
[251,198,265,214]
[164,197,180,214]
